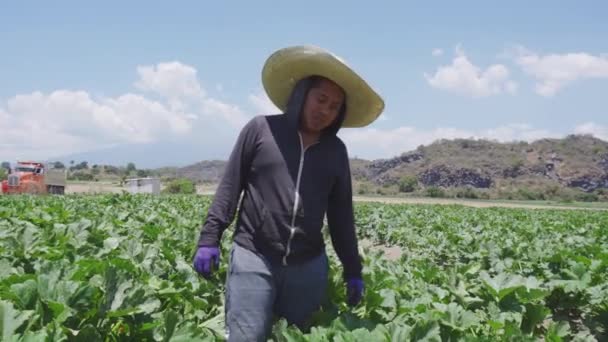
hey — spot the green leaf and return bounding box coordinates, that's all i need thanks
[103,237,122,253]
[520,303,550,334]
[20,330,49,342]
[157,310,179,342]
[434,302,479,331]
[70,324,102,342]
[571,330,598,342]
[200,312,225,338]
[0,259,21,281]
[10,279,38,310]
[47,300,71,324]
[1,300,33,341]
[375,321,412,341]
[410,320,441,342]
[109,279,132,311]
[545,321,571,342]
[480,271,525,301]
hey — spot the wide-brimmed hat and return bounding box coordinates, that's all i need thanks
[261,45,385,128]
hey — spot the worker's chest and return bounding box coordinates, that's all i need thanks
[250,135,337,197]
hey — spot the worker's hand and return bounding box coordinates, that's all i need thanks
[346,277,364,307]
[193,246,220,279]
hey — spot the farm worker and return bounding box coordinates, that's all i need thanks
[192,45,385,341]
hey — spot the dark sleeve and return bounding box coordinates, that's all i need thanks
[327,143,363,281]
[197,117,259,247]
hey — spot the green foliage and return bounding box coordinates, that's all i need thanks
[426,186,445,198]
[455,186,479,199]
[137,169,149,178]
[126,162,137,173]
[104,165,120,175]
[1,195,607,340]
[517,188,546,201]
[69,161,88,171]
[510,158,525,169]
[357,182,372,195]
[68,171,95,181]
[162,178,196,194]
[0,167,6,181]
[575,192,599,202]
[398,176,418,193]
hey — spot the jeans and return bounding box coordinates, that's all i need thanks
[224,242,329,342]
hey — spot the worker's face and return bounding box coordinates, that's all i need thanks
[300,78,345,134]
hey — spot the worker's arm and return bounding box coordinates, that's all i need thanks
[327,143,363,281]
[197,116,260,247]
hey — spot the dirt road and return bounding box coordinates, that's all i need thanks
[64,182,605,211]
[353,196,607,211]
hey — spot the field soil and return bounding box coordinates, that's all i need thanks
[353,195,608,210]
[65,182,606,211]
[66,182,217,195]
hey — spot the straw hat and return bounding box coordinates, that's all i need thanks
[261,45,385,128]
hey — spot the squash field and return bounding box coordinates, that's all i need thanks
[1,194,607,341]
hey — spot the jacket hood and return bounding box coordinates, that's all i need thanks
[283,76,347,139]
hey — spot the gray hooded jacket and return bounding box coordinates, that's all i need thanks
[197,77,362,280]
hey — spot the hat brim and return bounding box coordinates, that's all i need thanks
[261,45,385,128]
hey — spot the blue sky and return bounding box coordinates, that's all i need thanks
[1,1,607,167]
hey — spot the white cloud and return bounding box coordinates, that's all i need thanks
[135,61,205,100]
[201,97,249,127]
[248,91,280,114]
[339,123,564,159]
[432,48,444,57]
[425,47,517,98]
[480,124,557,142]
[514,47,608,96]
[0,61,253,161]
[1,90,195,159]
[575,122,608,141]
[505,81,518,94]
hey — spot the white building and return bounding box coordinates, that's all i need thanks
[125,177,161,194]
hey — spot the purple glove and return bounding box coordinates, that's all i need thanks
[193,246,220,279]
[346,277,364,306]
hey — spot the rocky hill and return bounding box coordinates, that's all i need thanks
[351,134,608,200]
[170,134,608,201]
[169,160,227,184]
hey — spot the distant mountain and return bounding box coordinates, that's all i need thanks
[49,141,233,169]
[53,134,608,201]
[349,134,608,200]
[173,160,227,183]
[170,134,608,201]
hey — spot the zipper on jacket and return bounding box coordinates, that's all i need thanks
[283,133,317,266]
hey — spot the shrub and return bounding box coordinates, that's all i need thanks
[163,178,196,194]
[455,186,479,199]
[399,176,418,193]
[426,186,445,198]
[68,172,94,181]
[104,165,120,175]
[357,182,372,195]
[575,192,599,202]
[516,188,545,201]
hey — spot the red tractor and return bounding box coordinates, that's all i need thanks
[1,161,66,195]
